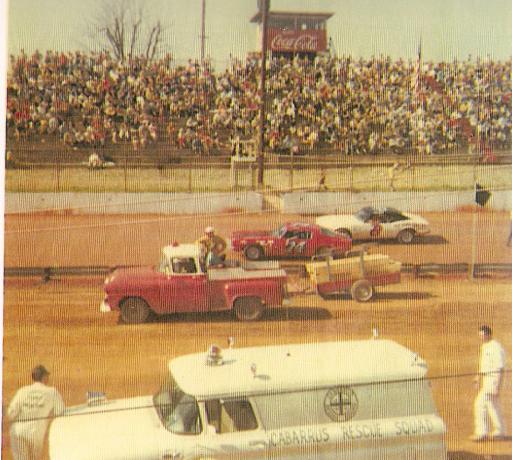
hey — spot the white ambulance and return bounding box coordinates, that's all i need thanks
[49,339,447,459]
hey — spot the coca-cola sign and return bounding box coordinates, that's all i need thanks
[267,28,327,52]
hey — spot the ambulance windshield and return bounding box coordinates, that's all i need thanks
[154,377,202,435]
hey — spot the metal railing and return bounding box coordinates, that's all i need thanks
[4,263,512,282]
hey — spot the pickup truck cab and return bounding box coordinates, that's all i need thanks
[100,244,288,323]
[49,339,447,460]
[231,222,352,261]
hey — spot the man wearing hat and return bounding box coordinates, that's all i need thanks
[8,365,65,459]
[196,226,227,268]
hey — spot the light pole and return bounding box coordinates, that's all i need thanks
[200,0,206,65]
[257,0,270,187]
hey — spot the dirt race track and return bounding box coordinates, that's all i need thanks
[3,210,512,459]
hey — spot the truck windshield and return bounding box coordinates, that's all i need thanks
[153,377,202,435]
[158,254,171,274]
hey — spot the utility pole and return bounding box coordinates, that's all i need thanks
[200,0,206,65]
[257,0,270,186]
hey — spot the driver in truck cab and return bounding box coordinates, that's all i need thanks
[196,226,227,268]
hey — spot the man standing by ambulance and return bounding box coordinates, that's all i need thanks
[471,325,506,441]
[8,365,65,459]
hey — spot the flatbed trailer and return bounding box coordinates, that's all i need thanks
[306,252,402,301]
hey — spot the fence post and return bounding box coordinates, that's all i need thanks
[124,156,128,192]
[56,162,61,192]
[289,155,294,191]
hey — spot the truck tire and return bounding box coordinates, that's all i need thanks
[233,297,264,321]
[397,229,415,244]
[350,279,374,302]
[336,228,352,240]
[120,297,151,324]
[244,245,263,261]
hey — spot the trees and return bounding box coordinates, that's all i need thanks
[89,0,163,61]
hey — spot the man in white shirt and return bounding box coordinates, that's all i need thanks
[471,325,506,441]
[8,365,65,459]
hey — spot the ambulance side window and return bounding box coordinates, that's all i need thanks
[205,399,258,434]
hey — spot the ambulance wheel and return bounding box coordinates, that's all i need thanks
[350,280,374,302]
[397,229,415,244]
[234,297,264,321]
[120,297,151,324]
[244,244,263,261]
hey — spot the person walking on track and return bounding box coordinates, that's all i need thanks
[471,325,506,442]
[8,365,65,459]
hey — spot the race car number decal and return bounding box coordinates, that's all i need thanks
[285,239,306,254]
[370,222,382,237]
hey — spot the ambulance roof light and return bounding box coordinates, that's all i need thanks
[206,344,223,366]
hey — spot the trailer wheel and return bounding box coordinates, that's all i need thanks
[397,229,415,244]
[350,280,374,302]
[244,245,263,261]
[120,297,151,324]
[233,297,264,321]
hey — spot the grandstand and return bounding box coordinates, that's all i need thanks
[6,50,512,167]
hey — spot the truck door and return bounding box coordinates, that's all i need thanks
[161,257,208,312]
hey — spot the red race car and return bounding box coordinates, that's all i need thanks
[231,222,352,260]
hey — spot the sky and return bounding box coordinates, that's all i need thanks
[5,0,512,68]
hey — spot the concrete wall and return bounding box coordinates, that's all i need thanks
[5,192,264,214]
[6,190,512,214]
[281,190,512,214]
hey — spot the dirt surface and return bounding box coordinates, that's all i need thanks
[3,210,512,459]
[4,210,512,267]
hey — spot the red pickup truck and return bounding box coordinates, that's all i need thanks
[230,222,352,260]
[100,243,288,324]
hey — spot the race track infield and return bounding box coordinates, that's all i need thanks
[3,210,512,459]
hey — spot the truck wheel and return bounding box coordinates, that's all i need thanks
[336,228,352,240]
[120,297,151,324]
[244,245,263,261]
[350,280,374,302]
[234,297,264,321]
[397,229,415,244]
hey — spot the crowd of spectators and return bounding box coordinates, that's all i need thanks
[6,49,512,157]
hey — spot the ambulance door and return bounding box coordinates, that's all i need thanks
[198,398,267,458]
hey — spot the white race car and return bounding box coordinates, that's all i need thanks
[316,206,430,244]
